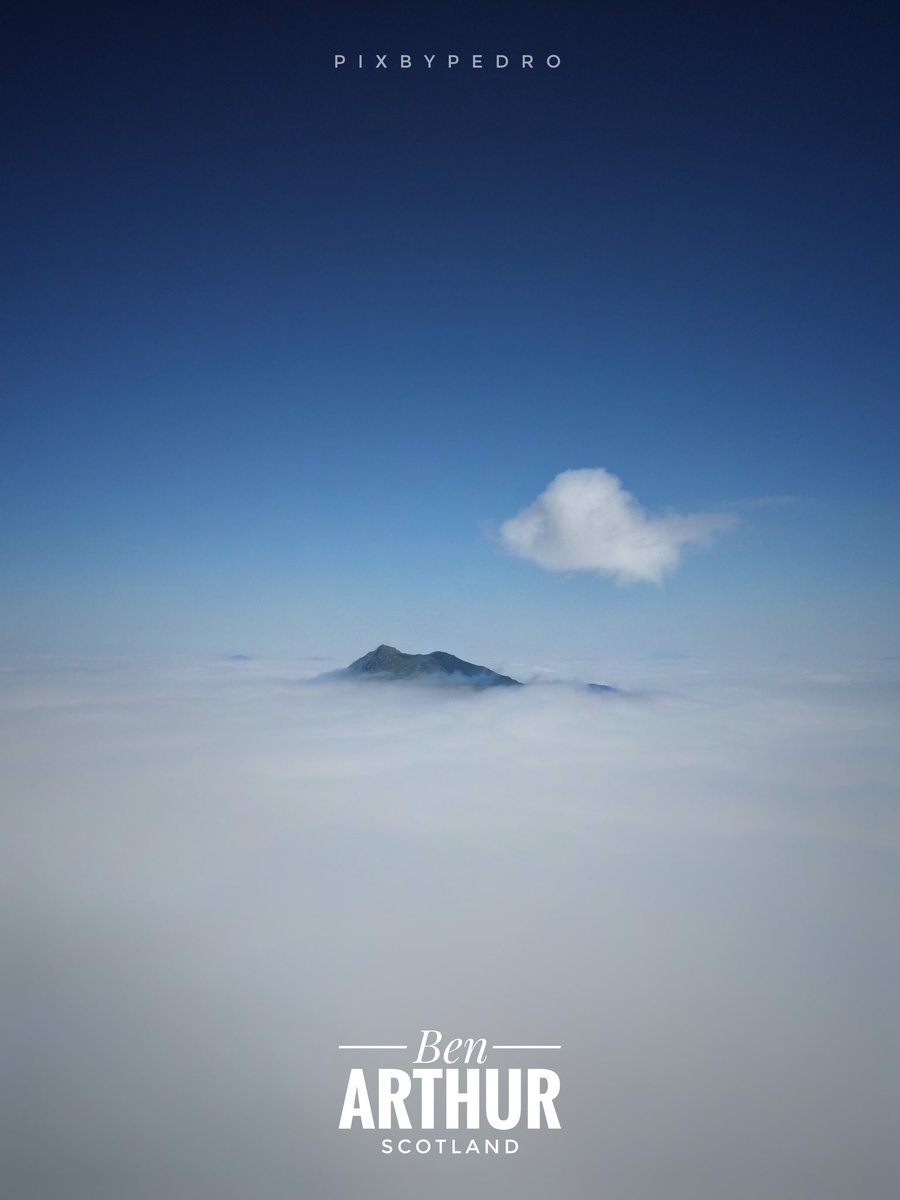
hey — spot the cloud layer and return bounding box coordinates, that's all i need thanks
[3,658,898,1200]
[499,468,737,583]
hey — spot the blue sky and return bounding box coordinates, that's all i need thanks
[2,2,898,664]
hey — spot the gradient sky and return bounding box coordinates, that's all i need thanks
[3,1,898,664]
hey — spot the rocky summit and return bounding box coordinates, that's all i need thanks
[341,644,521,688]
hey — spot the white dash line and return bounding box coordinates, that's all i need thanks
[490,1045,562,1050]
[338,1045,408,1050]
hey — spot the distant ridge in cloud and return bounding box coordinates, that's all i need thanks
[499,468,737,584]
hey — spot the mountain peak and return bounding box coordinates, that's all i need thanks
[342,644,521,688]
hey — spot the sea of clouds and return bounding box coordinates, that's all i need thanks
[3,654,898,1199]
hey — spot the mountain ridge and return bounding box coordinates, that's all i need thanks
[342,643,522,688]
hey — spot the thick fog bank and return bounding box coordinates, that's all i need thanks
[3,659,898,1199]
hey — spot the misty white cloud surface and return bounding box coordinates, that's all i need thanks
[3,656,899,1200]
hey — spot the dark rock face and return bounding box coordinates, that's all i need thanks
[342,644,521,688]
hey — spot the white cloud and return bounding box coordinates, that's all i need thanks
[499,467,738,584]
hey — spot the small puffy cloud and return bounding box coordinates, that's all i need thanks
[499,467,737,584]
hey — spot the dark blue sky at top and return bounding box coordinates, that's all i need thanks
[2,1,898,661]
